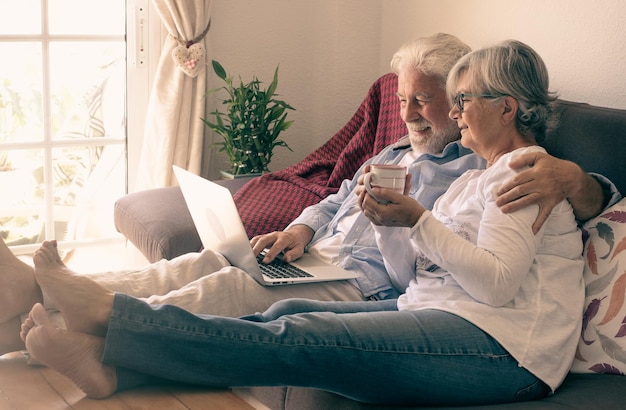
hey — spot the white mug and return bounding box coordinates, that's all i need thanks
[363,164,407,204]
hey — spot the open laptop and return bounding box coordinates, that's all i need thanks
[173,166,358,286]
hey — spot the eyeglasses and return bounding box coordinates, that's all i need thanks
[453,93,497,113]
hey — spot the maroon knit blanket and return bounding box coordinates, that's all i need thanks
[233,73,406,237]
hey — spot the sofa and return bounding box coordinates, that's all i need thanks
[114,73,626,409]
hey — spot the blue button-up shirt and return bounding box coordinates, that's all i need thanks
[289,137,486,299]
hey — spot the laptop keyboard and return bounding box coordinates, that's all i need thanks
[256,253,314,279]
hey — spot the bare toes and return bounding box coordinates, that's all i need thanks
[33,241,61,267]
[25,323,116,399]
[20,303,49,342]
[32,246,112,336]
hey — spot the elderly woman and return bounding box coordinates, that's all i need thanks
[21,40,582,407]
[361,39,584,401]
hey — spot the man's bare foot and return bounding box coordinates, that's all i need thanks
[23,303,117,399]
[0,238,42,322]
[32,240,114,336]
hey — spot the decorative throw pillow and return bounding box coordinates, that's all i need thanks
[571,198,626,375]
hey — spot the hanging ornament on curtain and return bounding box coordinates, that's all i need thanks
[172,42,205,77]
[171,19,211,78]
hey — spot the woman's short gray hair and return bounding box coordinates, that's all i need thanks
[390,33,471,90]
[446,40,558,141]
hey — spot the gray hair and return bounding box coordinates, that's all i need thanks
[390,33,471,90]
[447,40,558,141]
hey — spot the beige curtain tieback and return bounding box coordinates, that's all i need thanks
[170,19,211,78]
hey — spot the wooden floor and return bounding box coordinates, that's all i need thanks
[0,352,256,410]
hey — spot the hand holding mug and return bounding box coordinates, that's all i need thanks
[363,164,407,204]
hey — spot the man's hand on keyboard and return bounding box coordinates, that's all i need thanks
[250,224,314,264]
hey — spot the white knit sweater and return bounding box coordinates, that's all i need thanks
[375,146,584,391]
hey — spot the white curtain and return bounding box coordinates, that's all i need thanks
[135,0,212,190]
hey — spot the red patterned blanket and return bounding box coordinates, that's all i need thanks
[233,73,406,237]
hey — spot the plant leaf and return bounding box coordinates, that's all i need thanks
[273,99,294,110]
[598,272,626,325]
[266,66,279,98]
[212,60,227,80]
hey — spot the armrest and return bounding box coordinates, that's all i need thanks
[113,177,253,263]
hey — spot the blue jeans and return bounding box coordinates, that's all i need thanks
[104,294,549,406]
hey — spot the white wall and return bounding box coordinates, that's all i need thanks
[380,0,626,109]
[206,0,626,178]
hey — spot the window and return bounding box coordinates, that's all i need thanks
[0,0,134,257]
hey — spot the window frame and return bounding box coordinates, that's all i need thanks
[0,0,159,255]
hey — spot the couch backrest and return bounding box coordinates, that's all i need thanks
[542,100,626,197]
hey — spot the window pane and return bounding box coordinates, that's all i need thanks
[0,149,44,245]
[52,144,126,242]
[0,0,41,34]
[49,0,125,35]
[49,42,125,140]
[0,43,44,143]
[0,144,125,245]
[0,0,131,254]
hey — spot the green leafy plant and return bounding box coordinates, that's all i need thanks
[202,60,295,176]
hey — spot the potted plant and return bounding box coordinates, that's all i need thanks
[202,60,295,178]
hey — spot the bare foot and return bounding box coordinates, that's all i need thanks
[32,240,113,336]
[24,303,117,399]
[0,238,42,322]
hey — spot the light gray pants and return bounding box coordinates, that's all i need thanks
[40,249,364,321]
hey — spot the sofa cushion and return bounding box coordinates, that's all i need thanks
[113,178,252,263]
[240,373,626,409]
[571,198,626,375]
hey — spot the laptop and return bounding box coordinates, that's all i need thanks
[173,166,358,286]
